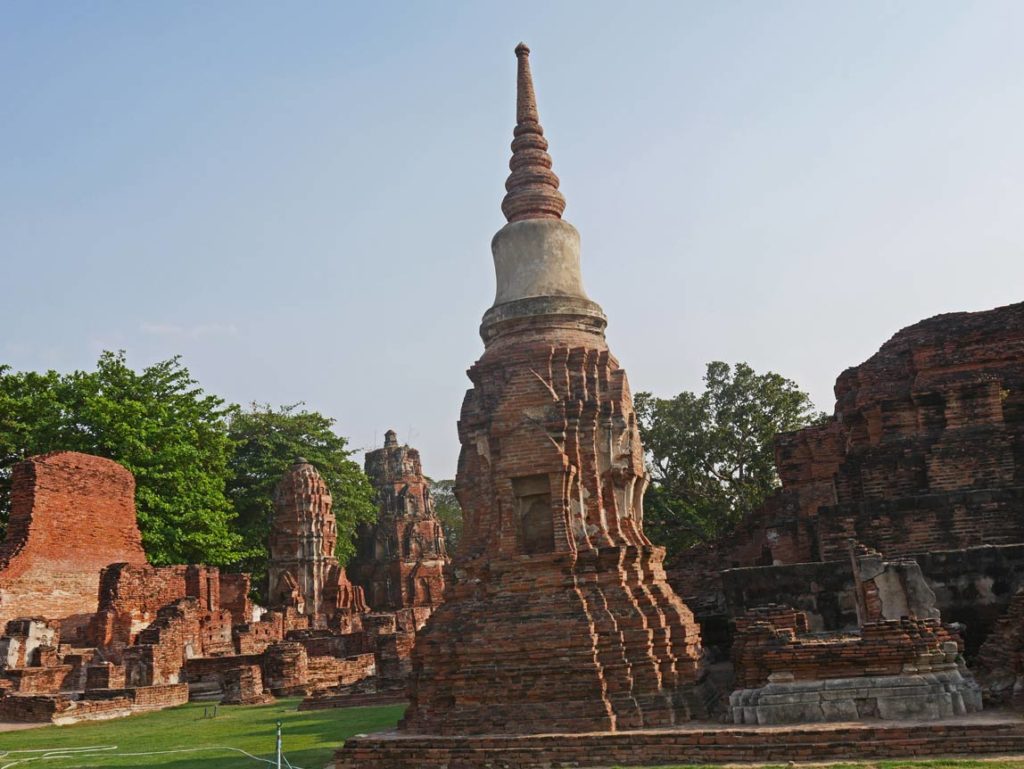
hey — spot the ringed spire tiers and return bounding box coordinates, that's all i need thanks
[482,43,606,343]
[501,43,566,223]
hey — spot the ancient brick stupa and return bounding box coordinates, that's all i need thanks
[402,43,710,735]
[268,458,367,625]
[0,452,148,634]
[349,430,448,614]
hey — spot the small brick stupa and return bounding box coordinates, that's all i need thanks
[401,44,711,736]
[267,459,367,626]
[349,430,448,615]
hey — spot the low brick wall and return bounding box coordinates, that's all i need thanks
[124,682,189,711]
[306,653,376,691]
[335,717,1024,768]
[0,693,132,723]
[183,654,263,700]
[299,690,407,710]
[2,664,75,694]
[710,544,1024,656]
[0,683,188,724]
[733,617,960,689]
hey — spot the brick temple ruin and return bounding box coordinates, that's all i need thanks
[0,448,447,723]
[297,433,452,709]
[0,452,147,635]
[337,42,711,766]
[668,301,1024,654]
[268,457,368,627]
[349,430,448,618]
[407,41,711,736]
[335,46,1024,769]
[5,43,1024,769]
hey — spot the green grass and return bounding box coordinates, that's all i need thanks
[0,698,403,769]
[8,707,1023,769]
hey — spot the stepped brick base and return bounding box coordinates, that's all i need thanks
[298,690,407,710]
[334,714,1024,769]
[406,546,712,735]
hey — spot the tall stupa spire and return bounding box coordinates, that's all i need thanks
[483,43,605,342]
[501,43,566,223]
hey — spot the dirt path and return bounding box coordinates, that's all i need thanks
[0,721,47,732]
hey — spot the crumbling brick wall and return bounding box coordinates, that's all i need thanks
[974,588,1024,705]
[0,452,147,634]
[85,662,125,690]
[669,302,1024,650]
[218,573,252,625]
[85,563,234,658]
[222,664,268,705]
[234,612,285,655]
[0,618,59,669]
[350,432,449,612]
[123,598,202,686]
[2,665,76,694]
[732,607,961,689]
[262,641,308,695]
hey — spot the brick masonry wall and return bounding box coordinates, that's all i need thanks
[3,664,75,694]
[731,611,960,689]
[334,719,1024,769]
[0,452,147,633]
[0,683,188,724]
[350,433,449,612]
[234,613,286,655]
[404,315,710,735]
[262,641,308,695]
[85,563,243,658]
[123,598,202,686]
[218,573,252,626]
[85,564,190,654]
[670,302,1024,576]
[222,664,269,704]
[668,303,1024,655]
[974,588,1024,705]
[702,543,1024,658]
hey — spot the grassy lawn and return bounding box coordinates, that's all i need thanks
[7,708,1024,769]
[0,698,403,769]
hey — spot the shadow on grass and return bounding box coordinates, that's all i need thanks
[0,700,404,769]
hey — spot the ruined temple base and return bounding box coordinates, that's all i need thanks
[406,547,711,735]
[299,688,407,711]
[0,683,188,725]
[332,713,1024,769]
[731,670,982,725]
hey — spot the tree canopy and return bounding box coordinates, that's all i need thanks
[427,478,462,553]
[225,403,377,581]
[0,352,241,565]
[634,361,825,554]
[0,354,375,579]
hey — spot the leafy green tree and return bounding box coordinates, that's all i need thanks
[0,352,242,565]
[635,361,825,554]
[427,478,462,553]
[225,403,377,585]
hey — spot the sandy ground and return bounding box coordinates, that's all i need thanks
[0,720,47,732]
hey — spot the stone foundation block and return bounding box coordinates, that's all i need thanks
[730,669,982,725]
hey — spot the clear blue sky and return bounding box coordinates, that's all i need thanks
[3,1,1023,479]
